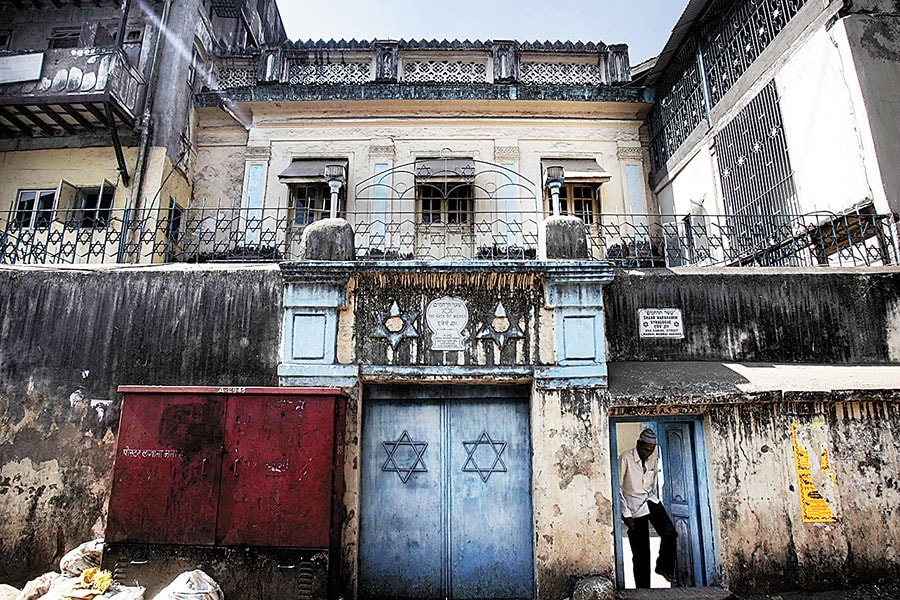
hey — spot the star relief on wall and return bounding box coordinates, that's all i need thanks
[370,300,420,349]
[476,302,525,349]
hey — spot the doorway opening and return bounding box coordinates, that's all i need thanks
[610,416,717,590]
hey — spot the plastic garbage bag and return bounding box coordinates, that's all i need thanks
[150,571,223,600]
[102,586,145,600]
[14,573,64,600]
[0,584,20,600]
[59,540,104,577]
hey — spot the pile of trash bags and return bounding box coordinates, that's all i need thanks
[1,541,223,600]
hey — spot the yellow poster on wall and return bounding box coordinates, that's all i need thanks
[791,423,837,523]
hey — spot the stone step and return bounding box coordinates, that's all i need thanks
[617,587,737,600]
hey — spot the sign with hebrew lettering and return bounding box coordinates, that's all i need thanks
[638,308,684,339]
[425,296,468,351]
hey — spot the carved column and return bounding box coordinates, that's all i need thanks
[375,41,399,82]
[492,40,519,83]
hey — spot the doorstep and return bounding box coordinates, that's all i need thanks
[617,587,738,600]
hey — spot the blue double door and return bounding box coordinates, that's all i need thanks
[359,386,534,600]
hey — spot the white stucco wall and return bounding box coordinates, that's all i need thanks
[654,145,720,216]
[841,12,900,214]
[775,21,886,215]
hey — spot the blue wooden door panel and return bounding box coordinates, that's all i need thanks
[359,401,443,599]
[450,399,533,600]
[360,390,533,599]
[661,423,703,587]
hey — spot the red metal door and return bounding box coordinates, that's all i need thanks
[106,393,226,544]
[216,392,337,547]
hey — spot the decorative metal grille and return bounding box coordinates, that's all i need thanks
[648,36,706,174]
[214,64,257,88]
[586,209,899,268]
[401,61,487,84]
[352,154,540,260]
[519,62,604,85]
[288,62,372,85]
[701,0,808,107]
[1,203,896,268]
[210,0,241,18]
[649,0,809,174]
[714,81,800,262]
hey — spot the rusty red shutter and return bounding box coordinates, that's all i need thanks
[106,393,226,544]
[216,392,337,547]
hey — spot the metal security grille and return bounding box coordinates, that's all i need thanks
[715,81,799,263]
[700,0,808,107]
[649,0,809,175]
[210,0,241,18]
[649,36,706,174]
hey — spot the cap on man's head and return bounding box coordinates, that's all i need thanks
[638,428,657,445]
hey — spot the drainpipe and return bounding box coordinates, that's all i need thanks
[117,0,173,262]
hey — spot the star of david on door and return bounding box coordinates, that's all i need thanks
[462,431,508,482]
[382,430,428,483]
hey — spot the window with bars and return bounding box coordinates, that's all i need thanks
[289,183,343,225]
[48,27,80,49]
[715,80,799,262]
[544,184,601,224]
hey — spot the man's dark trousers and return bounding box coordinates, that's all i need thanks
[627,500,678,588]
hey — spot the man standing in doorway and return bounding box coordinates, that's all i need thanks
[619,428,678,587]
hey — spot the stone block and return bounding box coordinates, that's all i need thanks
[572,576,615,600]
[299,218,355,261]
[539,215,589,260]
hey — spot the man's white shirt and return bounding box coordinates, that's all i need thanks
[618,446,661,519]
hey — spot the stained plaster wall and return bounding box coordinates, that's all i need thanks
[192,110,649,220]
[605,267,900,363]
[775,15,890,215]
[0,147,137,212]
[0,265,282,587]
[840,8,900,213]
[621,392,900,593]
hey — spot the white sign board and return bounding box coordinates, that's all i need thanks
[425,296,469,351]
[0,53,44,85]
[638,308,684,339]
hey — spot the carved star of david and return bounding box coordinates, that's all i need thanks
[382,430,428,483]
[462,431,508,483]
[370,300,420,349]
[476,302,525,350]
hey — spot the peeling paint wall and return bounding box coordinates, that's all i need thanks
[698,393,900,592]
[605,268,900,363]
[531,388,613,599]
[0,265,282,587]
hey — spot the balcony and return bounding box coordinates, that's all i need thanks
[198,40,647,107]
[0,46,145,137]
[1,198,897,268]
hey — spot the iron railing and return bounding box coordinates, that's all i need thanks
[1,202,897,268]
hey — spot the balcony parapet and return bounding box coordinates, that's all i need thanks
[207,39,633,94]
[0,47,146,128]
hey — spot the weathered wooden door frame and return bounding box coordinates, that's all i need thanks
[609,415,718,589]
